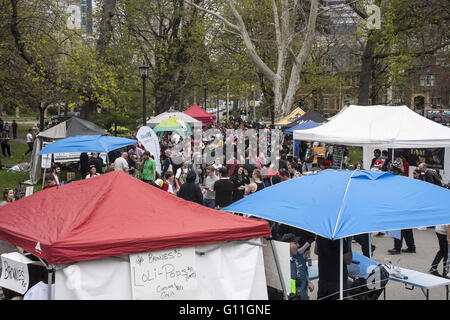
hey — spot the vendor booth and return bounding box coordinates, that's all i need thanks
[0,172,272,300]
[147,109,202,130]
[184,104,216,127]
[293,105,450,183]
[284,110,328,129]
[29,117,107,184]
[274,107,305,126]
[224,169,450,300]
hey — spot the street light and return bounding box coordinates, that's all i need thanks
[139,64,149,127]
[203,83,208,110]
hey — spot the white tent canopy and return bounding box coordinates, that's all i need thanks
[294,105,450,148]
[37,121,66,139]
[147,110,202,129]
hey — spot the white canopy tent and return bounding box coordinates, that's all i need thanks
[147,109,202,129]
[294,105,450,182]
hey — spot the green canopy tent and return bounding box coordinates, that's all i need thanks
[152,116,192,139]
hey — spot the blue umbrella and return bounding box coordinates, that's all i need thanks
[283,120,321,135]
[223,169,450,240]
[37,135,137,155]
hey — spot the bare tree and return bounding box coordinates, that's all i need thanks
[185,0,320,120]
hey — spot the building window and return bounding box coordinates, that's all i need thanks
[431,97,441,107]
[420,74,435,87]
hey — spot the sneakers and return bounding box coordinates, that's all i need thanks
[388,249,401,255]
[401,248,416,253]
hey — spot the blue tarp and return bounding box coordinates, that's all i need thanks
[284,120,321,135]
[37,135,137,155]
[223,170,450,240]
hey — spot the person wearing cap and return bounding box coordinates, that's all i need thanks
[387,161,416,255]
[154,178,169,192]
[282,233,314,300]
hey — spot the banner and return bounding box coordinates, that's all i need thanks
[0,252,33,295]
[129,247,197,300]
[137,126,161,173]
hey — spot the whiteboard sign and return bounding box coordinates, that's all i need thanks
[262,239,290,294]
[0,252,33,295]
[129,247,197,300]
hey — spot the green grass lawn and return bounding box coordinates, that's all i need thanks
[1,137,39,194]
[348,146,363,168]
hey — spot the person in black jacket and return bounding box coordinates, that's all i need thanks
[230,166,249,202]
[80,153,89,179]
[178,169,203,205]
[87,152,103,174]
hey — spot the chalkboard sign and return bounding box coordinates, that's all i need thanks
[331,145,346,169]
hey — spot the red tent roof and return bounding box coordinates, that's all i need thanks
[0,171,270,264]
[184,104,216,126]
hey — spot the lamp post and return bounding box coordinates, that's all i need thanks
[203,83,208,110]
[139,64,149,127]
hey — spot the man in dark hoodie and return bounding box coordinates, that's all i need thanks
[178,169,203,205]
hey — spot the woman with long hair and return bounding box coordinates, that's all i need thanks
[0,188,14,206]
[231,166,249,202]
[85,165,100,179]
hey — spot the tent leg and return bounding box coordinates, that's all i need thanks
[269,239,288,300]
[42,167,47,189]
[47,266,54,300]
[340,238,344,300]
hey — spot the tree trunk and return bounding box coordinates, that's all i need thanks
[358,36,377,105]
[80,100,97,122]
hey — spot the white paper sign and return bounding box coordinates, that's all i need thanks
[0,252,33,294]
[262,239,290,294]
[129,247,197,300]
[136,126,161,173]
[41,141,52,169]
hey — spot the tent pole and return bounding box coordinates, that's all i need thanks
[269,239,288,300]
[47,266,53,300]
[340,238,343,300]
[369,234,372,258]
[42,167,47,189]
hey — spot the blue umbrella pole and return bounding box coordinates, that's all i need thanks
[340,238,343,300]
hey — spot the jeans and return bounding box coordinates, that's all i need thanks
[303,162,313,172]
[203,198,215,209]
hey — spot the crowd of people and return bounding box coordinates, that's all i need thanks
[0,115,449,301]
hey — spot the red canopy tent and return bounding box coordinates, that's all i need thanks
[184,104,216,127]
[0,171,270,264]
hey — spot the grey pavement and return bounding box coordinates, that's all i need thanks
[309,228,449,300]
